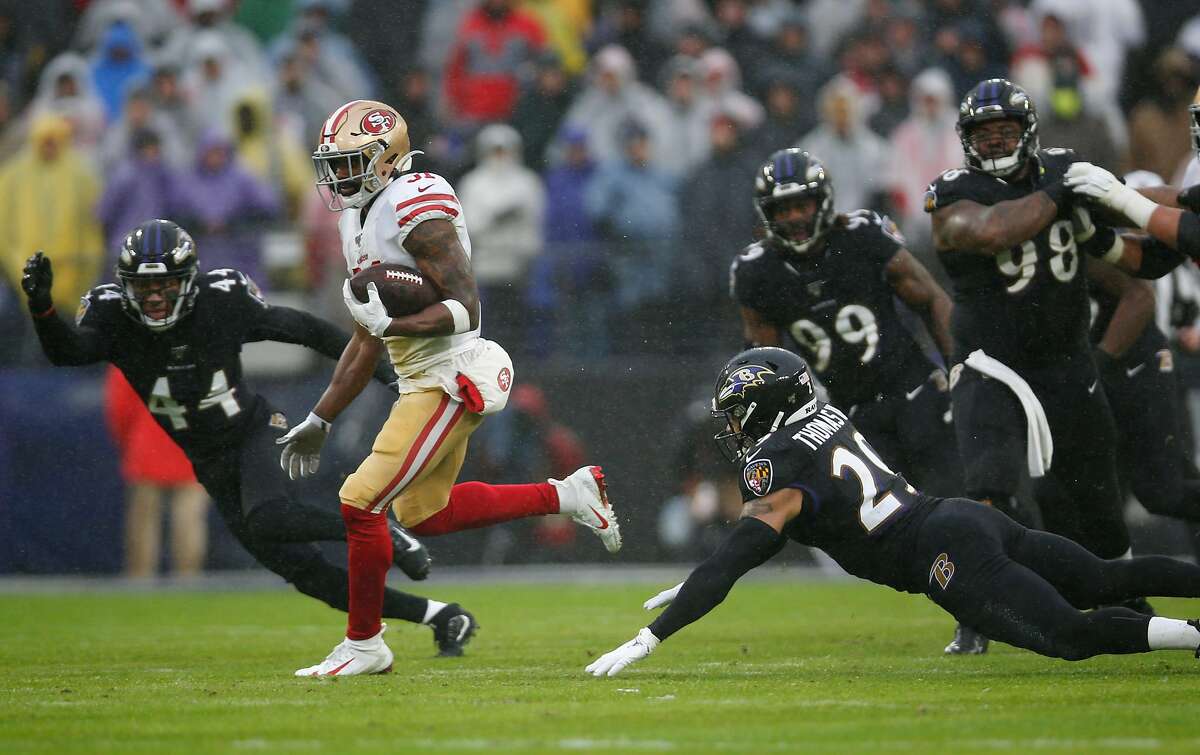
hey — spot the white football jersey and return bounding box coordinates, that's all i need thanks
[339,172,480,376]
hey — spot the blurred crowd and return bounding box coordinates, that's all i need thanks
[2,0,1200,361]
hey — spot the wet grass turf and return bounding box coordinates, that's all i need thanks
[2,582,1198,754]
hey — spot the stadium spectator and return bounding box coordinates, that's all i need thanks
[940,20,1008,98]
[797,76,888,214]
[1031,0,1144,108]
[99,84,187,174]
[886,68,961,244]
[74,0,178,52]
[884,4,929,79]
[273,49,341,154]
[529,126,608,356]
[229,90,311,222]
[869,66,910,138]
[1127,48,1198,185]
[169,131,280,285]
[1035,55,1122,174]
[161,0,270,83]
[458,123,546,348]
[270,0,377,102]
[659,55,714,174]
[147,61,195,158]
[712,0,766,84]
[562,45,674,172]
[751,77,813,159]
[586,0,670,82]
[511,50,575,172]
[521,0,588,78]
[29,52,105,150]
[89,18,149,123]
[747,11,831,118]
[443,0,546,124]
[679,111,760,303]
[96,128,180,255]
[804,0,867,60]
[696,47,762,131]
[105,367,209,579]
[182,31,253,136]
[0,113,103,314]
[584,119,680,308]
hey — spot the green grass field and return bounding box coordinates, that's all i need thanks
[2,580,1199,754]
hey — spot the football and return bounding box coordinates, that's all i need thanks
[349,263,440,317]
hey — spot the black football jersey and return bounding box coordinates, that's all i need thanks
[926,149,1105,367]
[56,269,353,458]
[731,211,927,406]
[737,401,934,592]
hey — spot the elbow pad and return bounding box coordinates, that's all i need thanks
[1136,236,1188,279]
[1177,211,1200,261]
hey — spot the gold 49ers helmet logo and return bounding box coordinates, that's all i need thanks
[357,109,396,136]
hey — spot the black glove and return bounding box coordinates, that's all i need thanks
[1179,184,1200,214]
[21,252,54,315]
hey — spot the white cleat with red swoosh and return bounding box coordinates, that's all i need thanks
[552,466,622,553]
[294,624,394,677]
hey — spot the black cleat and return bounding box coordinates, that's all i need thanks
[431,603,477,657]
[1189,620,1200,658]
[944,624,989,655]
[389,521,431,580]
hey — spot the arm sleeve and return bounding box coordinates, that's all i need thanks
[245,304,352,362]
[647,517,787,641]
[31,301,111,366]
[1134,236,1189,280]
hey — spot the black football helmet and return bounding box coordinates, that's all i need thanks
[116,219,199,330]
[753,148,836,255]
[956,78,1039,177]
[712,347,818,463]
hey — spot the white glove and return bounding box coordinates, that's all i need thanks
[1064,162,1156,227]
[342,280,392,338]
[276,411,330,480]
[585,628,660,678]
[643,581,684,611]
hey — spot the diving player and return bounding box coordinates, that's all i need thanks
[585,348,1200,676]
[22,220,474,660]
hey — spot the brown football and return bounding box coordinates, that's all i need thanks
[349,263,440,317]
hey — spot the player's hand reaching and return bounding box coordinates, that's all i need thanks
[1064,162,1122,203]
[276,412,331,479]
[643,582,684,611]
[585,628,659,677]
[22,252,54,315]
[342,280,393,338]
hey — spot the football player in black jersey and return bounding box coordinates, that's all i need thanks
[732,149,961,500]
[21,220,476,659]
[585,348,1200,677]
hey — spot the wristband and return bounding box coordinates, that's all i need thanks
[30,304,56,319]
[441,299,472,334]
[1113,187,1158,229]
[1098,234,1125,265]
[307,411,332,432]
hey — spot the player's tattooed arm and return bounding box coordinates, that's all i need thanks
[885,249,954,360]
[739,487,805,532]
[931,194,1059,256]
[385,218,481,338]
[740,306,782,348]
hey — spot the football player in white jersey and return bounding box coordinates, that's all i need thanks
[279,100,622,677]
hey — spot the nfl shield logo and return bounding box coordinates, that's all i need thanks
[744,459,773,497]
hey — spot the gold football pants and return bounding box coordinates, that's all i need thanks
[339,390,482,526]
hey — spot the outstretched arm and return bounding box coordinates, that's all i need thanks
[886,248,954,360]
[932,190,1062,256]
[585,488,799,677]
[23,253,109,366]
[247,305,393,384]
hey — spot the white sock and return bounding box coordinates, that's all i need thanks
[548,476,575,514]
[423,599,448,624]
[347,623,386,648]
[1146,617,1200,651]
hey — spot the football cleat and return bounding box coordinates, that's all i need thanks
[389,520,432,580]
[294,624,394,677]
[944,624,989,655]
[1189,620,1200,659]
[551,466,621,553]
[430,603,477,657]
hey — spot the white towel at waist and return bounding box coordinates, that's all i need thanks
[962,350,1053,477]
